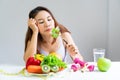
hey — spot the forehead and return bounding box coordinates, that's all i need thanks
[35,10,52,20]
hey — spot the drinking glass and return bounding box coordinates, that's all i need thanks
[93,48,105,63]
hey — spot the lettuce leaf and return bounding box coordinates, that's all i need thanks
[40,54,67,68]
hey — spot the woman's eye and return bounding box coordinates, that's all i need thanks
[39,21,44,24]
[48,18,52,21]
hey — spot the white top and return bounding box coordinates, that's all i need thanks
[38,37,66,60]
[37,37,73,63]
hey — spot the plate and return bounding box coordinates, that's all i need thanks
[24,70,55,77]
[24,68,68,77]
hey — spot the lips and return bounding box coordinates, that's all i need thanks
[45,28,52,32]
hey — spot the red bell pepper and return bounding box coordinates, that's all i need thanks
[26,56,41,69]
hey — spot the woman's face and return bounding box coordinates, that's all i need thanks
[35,10,55,36]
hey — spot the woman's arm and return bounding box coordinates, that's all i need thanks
[23,32,38,62]
[24,18,39,62]
[61,32,83,61]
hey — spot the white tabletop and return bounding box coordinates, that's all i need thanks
[0,62,120,80]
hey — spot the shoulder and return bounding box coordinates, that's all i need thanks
[61,32,71,38]
[61,32,75,45]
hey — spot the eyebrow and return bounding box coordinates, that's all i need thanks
[37,16,51,21]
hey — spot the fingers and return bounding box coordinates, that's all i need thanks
[28,18,38,32]
[28,18,36,26]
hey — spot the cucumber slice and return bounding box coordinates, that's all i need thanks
[42,65,50,73]
[51,65,59,72]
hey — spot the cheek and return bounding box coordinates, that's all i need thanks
[38,26,44,32]
[51,20,55,27]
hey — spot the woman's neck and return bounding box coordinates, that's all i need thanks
[42,35,54,44]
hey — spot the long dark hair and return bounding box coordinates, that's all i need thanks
[24,6,70,51]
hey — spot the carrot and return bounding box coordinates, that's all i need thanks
[59,68,64,71]
[27,65,42,74]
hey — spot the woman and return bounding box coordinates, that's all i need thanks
[24,6,83,63]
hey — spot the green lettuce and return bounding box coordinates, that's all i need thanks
[40,54,67,68]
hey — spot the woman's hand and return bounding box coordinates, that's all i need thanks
[28,18,38,33]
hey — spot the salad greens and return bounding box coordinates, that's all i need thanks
[51,27,60,38]
[40,54,67,68]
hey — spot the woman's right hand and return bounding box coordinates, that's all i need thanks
[28,18,38,33]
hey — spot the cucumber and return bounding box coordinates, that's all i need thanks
[41,65,50,73]
[51,65,59,72]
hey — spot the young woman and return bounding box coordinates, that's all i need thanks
[24,6,83,63]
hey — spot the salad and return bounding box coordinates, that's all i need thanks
[26,53,67,74]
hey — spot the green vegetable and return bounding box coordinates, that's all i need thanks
[40,54,67,69]
[51,27,60,38]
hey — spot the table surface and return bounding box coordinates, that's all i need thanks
[0,62,120,80]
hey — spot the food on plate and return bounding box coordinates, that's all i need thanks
[27,65,42,74]
[34,54,44,61]
[50,52,62,60]
[51,65,59,72]
[41,65,51,73]
[26,53,67,74]
[41,54,67,70]
[26,56,41,69]
[97,57,111,72]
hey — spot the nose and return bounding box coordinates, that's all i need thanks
[44,20,50,27]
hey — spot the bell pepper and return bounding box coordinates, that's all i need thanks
[34,54,44,61]
[26,56,41,69]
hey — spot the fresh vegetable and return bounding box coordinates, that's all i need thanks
[26,53,67,74]
[34,54,44,61]
[59,67,64,71]
[50,52,62,60]
[41,54,67,69]
[41,65,51,73]
[26,56,41,69]
[51,27,60,38]
[27,65,42,74]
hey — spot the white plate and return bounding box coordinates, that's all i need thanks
[25,71,55,77]
[24,68,68,77]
